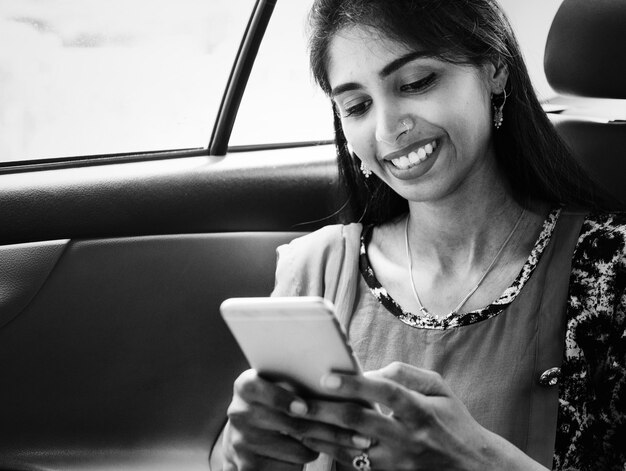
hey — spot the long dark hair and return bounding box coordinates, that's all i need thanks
[308,0,616,225]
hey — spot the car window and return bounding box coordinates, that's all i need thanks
[229,0,334,148]
[498,0,563,101]
[229,0,565,149]
[0,0,254,163]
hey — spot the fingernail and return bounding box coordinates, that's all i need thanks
[321,373,342,390]
[289,399,308,416]
[352,435,371,449]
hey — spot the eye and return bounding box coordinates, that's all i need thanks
[342,98,372,118]
[400,73,437,93]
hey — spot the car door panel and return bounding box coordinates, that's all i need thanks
[0,145,341,470]
[0,147,340,245]
[0,239,69,329]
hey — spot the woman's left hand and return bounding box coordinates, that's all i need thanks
[295,362,546,471]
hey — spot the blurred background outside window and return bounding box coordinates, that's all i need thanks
[0,0,253,162]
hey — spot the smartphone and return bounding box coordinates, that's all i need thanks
[220,296,363,400]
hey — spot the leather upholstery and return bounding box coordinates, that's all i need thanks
[0,148,342,245]
[550,115,626,203]
[544,0,626,99]
[544,0,626,204]
[0,233,301,470]
[0,240,68,329]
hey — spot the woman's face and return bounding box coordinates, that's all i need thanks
[327,26,507,204]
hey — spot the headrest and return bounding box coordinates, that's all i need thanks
[544,0,626,99]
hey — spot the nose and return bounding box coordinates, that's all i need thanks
[375,115,414,145]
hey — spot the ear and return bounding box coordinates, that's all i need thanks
[485,58,509,94]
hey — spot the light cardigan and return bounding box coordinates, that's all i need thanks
[272,224,361,471]
[272,223,362,327]
[271,212,626,471]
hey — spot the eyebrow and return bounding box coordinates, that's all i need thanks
[380,50,434,78]
[330,50,435,97]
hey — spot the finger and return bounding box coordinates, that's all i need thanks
[292,419,375,451]
[229,392,375,453]
[298,397,401,443]
[228,393,314,438]
[233,384,385,452]
[368,362,452,396]
[223,462,237,471]
[319,371,423,415]
[232,456,308,471]
[301,438,394,470]
[300,437,363,466]
[233,369,309,415]
[226,420,319,465]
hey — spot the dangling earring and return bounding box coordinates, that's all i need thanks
[348,142,372,179]
[492,90,507,129]
[360,162,372,178]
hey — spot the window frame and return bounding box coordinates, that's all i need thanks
[0,0,272,172]
[209,0,277,156]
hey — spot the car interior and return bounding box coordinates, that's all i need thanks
[543,0,626,204]
[0,0,624,470]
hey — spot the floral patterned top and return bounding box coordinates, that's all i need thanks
[556,212,626,470]
[358,210,626,470]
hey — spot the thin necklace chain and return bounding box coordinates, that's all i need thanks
[405,208,525,319]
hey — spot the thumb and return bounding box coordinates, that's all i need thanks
[366,362,451,397]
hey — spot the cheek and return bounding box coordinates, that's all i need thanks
[433,72,492,140]
[443,92,492,150]
[342,122,376,160]
[466,98,492,144]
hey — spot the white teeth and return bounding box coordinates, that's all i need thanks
[389,139,438,169]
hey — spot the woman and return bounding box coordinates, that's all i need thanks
[219,0,625,469]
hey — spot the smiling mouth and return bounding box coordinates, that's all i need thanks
[387,139,438,170]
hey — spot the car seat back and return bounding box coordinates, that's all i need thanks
[545,0,626,204]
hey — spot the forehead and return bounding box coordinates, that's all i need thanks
[327,26,415,85]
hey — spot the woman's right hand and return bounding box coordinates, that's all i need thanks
[222,369,320,471]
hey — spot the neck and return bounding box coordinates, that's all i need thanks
[406,169,526,274]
